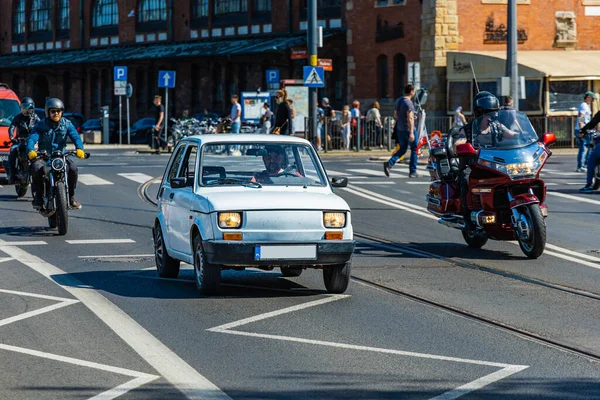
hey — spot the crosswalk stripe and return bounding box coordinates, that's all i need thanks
[548,191,600,206]
[352,181,395,185]
[348,168,407,178]
[78,174,114,186]
[118,173,155,184]
[66,239,136,244]
[324,169,349,176]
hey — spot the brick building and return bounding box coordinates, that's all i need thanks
[0,0,423,123]
[421,0,600,116]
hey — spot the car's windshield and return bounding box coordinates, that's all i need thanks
[472,110,538,150]
[0,99,20,127]
[200,143,326,187]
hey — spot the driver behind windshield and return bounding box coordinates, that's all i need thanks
[251,145,301,184]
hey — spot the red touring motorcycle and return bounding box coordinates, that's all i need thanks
[426,110,556,258]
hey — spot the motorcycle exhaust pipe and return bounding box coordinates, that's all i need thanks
[437,217,466,230]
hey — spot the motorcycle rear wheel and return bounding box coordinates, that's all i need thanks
[56,182,69,236]
[517,204,546,259]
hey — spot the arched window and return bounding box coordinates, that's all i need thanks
[212,63,223,112]
[91,70,100,112]
[377,55,388,99]
[30,0,52,33]
[101,69,110,107]
[63,72,72,111]
[92,0,119,28]
[13,0,26,38]
[136,68,147,114]
[255,0,270,12]
[393,53,406,99]
[57,0,70,37]
[215,0,248,15]
[33,75,50,108]
[138,0,167,23]
[192,0,209,18]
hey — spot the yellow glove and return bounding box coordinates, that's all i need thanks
[28,150,37,160]
[76,149,85,159]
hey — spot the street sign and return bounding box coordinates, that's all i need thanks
[408,62,421,89]
[266,69,280,84]
[318,58,333,71]
[291,47,307,60]
[114,66,127,81]
[158,70,176,88]
[303,66,325,88]
[126,83,133,98]
[114,80,127,96]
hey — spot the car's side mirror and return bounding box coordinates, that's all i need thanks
[331,176,348,188]
[541,132,556,146]
[456,143,476,157]
[170,177,187,188]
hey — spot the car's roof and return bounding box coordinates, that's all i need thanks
[181,134,310,145]
[0,83,19,101]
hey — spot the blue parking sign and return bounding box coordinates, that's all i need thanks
[266,69,279,84]
[114,66,127,81]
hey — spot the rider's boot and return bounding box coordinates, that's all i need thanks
[69,191,82,210]
[32,194,43,209]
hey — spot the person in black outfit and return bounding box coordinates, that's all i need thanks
[272,89,292,135]
[152,95,166,150]
[7,97,40,184]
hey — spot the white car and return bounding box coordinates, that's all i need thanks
[153,134,355,294]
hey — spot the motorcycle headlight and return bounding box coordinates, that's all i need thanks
[51,158,65,171]
[323,212,346,228]
[218,212,242,229]
[478,151,547,180]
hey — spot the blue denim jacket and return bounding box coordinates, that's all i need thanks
[27,117,84,154]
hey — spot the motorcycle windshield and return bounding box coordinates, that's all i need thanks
[472,110,539,150]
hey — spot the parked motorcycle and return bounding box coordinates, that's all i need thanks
[2,139,31,198]
[425,110,556,259]
[34,150,90,235]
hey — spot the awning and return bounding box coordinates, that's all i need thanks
[0,34,321,69]
[447,50,600,81]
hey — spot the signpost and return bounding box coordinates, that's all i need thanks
[158,70,176,148]
[114,66,128,145]
[126,83,133,145]
[303,66,325,88]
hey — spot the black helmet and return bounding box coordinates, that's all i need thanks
[472,91,500,118]
[45,97,65,118]
[20,97,35,116]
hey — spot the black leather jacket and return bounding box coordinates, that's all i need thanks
[8,113,41,141]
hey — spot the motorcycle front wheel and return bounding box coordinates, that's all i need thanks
[15,184,28,198]
[461,226,488,249]
[517,204,546,259]
[56,182,69,235]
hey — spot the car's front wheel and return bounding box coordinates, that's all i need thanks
[193,236,221,295]
[323,261,352,294]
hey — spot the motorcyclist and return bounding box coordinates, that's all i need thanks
[579,110,600,193]
[27,98,85,209]
[7,97,40,184]
[450,91,501,221]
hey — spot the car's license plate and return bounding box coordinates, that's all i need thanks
[0,154,8,162]
[255,245,317,260]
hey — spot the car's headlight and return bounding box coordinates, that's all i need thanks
[323,212,346,228]
[478,151,547,180]
[218,212,242,229]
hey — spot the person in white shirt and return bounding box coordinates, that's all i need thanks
[366,101,383,148]
[576,91,596,172]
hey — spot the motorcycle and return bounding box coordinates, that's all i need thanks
[587,130,600,190]
[2,138,31,198]
[425,110,556,259]
[34,150,90,235]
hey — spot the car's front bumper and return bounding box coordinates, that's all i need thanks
[202,240,355,266]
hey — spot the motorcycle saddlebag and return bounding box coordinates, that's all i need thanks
[427,181,460,215]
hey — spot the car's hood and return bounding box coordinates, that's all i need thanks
[201,187,351,212]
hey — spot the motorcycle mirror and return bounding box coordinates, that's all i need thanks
[456,143,476,157]
[541,132,556,146]
[415,88,428,106]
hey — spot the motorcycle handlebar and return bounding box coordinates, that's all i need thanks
[33,150,91,161]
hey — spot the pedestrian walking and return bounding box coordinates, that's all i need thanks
[341,105,351,150]
[287,99,296,136]
[383,84,419,178]
[272,89,291,135]
[575,91,596,172]
[453,106,467,128]
[260,102,273,134]
[228,94,242,155]
[366,101,383,149]
[317,97,334,150]
[152,95,165,151]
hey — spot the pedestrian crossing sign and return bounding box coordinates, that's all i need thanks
[303,66,325,88]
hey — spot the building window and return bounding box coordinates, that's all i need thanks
[13,0,26,37]
[519,79,542,113]
[375,0,406,7]
[393,53,406,98]
[63,72,72,111]
[302,0,340,19]
[479,81,499,98]
[377,55,388,99]
[30,0,53,33]
[91,70,100,111]
[447,81,473,114]
[192,0,209,17]
[549,80,588,113]
[215,0,248,15]
[136,68,147,113]
[255,0,270,12]
[93,0,119,28]
[57,0,70,37]
[138,0,167,22]
[101,69,111,107]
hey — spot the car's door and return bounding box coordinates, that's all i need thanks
[159,144,187,251]
[169,144,198,254]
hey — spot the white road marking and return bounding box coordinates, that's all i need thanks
[405,181,432,184]
[0,240,232,400]
[66,239,136,244]
[0,344,159,400]
[118,173,155,183]
[545,244,600,263]
[0,288,79,328]
[78,174,114,186]
[89,163,129,166]
[0,240,47,246]
[208,295,528,400]
[352,181,396,185]
[0,257,14,263]
[542,169,582,176]
[78,254,154,259]
[349,168,407,178]
[324,169,350,176]
[343,185,600,268]
[548,191,600,206]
